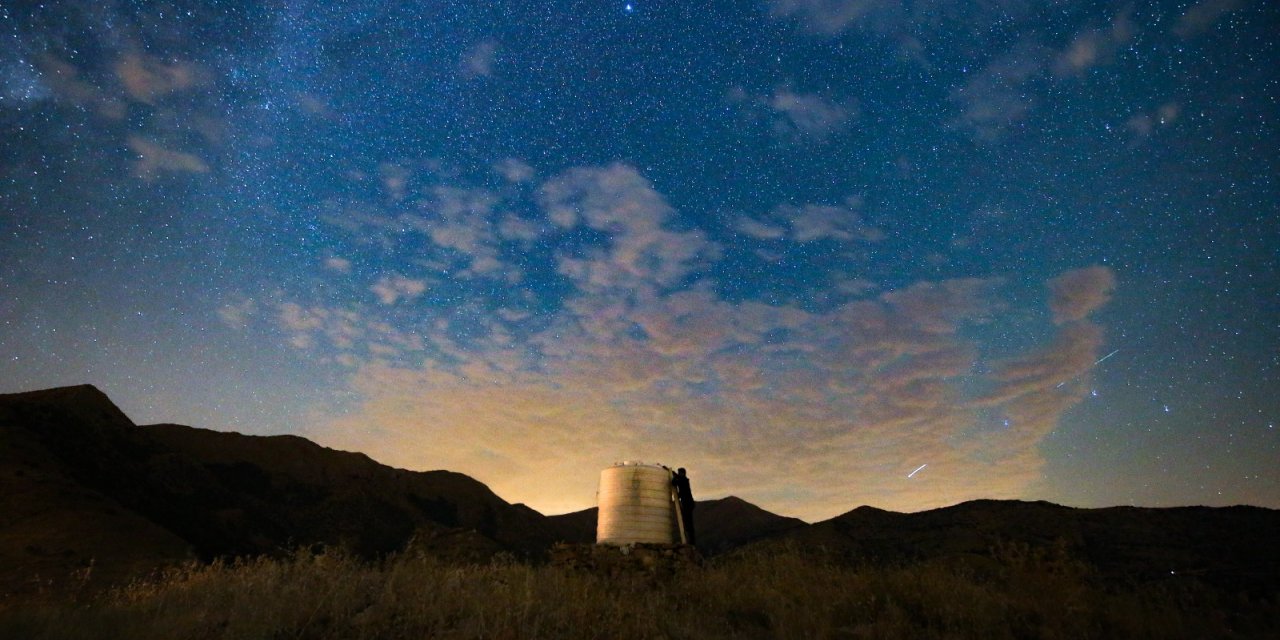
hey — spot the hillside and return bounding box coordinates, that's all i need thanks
[3,384,1278,605]
[763,499,1280,595]
[0,385,563,597]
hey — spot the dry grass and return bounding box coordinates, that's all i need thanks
[2,543,1276,639]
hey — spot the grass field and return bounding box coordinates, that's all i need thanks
[2,543,1276,639]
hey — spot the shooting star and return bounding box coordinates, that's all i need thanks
[1057,349,1120,387]
[907,463,927,478]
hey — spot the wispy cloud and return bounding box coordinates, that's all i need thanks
[767,0,904,36]
[539,164,719,295]
[1174,0,1250,38]
[411,186,513,279]
[306,262,1112,520]
[236,162,1118,520]
[949,41,1049,141]
[1125,102,1180,140]
[1051,14,1132,78]
[298,264,1111,519]
[1047,266,1117,325]
[460,39,498,78]
[769,88,855,140]
[217,298,257,330]
[493,158,535,183]
[128,136,210,180]
[114,52,203,104]
[730,86,855,142]
[324,257,353,273]
[738,199,884,243]
[370,275,429,305]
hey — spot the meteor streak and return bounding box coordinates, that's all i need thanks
[1093,349,1119,366]
[1056,349,1120,387]
[907,463,927,478]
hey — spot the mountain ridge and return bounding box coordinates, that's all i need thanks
[3,384,1277,601]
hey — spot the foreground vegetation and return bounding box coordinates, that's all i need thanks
[2,543,1276,639]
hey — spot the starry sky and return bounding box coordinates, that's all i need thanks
[2,0,1277,521]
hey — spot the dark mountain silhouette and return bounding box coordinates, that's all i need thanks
[0,385,564,596]
[762,499,1280,595]
[1,386,193,596]
[3,384,1278,601]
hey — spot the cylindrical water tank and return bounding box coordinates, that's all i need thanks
[596,462,677,545]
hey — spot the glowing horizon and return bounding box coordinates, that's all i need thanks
[3,0,1276,522]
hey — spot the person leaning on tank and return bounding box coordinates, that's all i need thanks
[671,467,696,546]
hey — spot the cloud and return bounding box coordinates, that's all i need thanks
[767,0,904,36]
[951,9,1130,139]
[1051,14,1132,77]
[494,158,535,183]
[460,39,498,78]
[496,213,545,243]
[370,275,428,305]
[324,257,353,273]
[949,41,1049,141]
[738,199,885,243]
[217,299,257,330]
[1174,0,1249,38]
[539,164,718,295]
[881,278,999,334]
[128,136,210,180]
[731,86,855,142]
[323,177,519,281]
[269,162,1117,519]
[735,217,788,240]
[1046,266,1116,325]
[36,55,126,118]
[274,301,426,363]
[114,52,202,104]
[1125,102,1180,140]
[379,163,412,201]
[834,277,877,296]
[769,88,855,140]
[298,266,1112,520]
[413,186,517,279]
[787,202,884,242]
[979,321,1105,407]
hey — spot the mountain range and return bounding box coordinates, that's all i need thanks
[2,385,1276,599]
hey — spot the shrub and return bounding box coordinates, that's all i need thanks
[1,544,1276,639]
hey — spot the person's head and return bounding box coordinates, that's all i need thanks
[677,467,686,476]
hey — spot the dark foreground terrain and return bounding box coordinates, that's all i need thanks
[2,385,1278,637]
[3,543,1277,639]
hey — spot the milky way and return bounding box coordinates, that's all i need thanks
[2,0,1276,520]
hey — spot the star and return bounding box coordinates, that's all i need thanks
[2,0,1275,522]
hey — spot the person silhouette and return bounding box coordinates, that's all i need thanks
[672,467,696,546]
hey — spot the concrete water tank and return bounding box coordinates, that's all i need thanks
[596,462,677,545]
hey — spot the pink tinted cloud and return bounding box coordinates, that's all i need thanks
[301,267,1114,520]
[269,162,1120,519]
[114,52,202,104]
[1047,266,1116,324]
[128,136,209,180]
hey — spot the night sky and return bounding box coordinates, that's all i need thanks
[2,0,1277,520]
